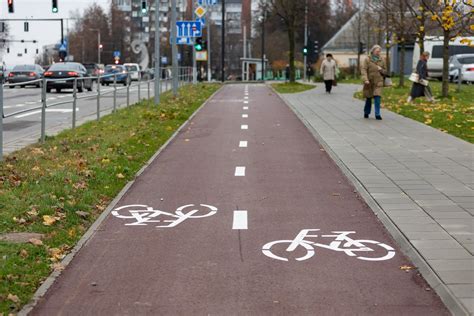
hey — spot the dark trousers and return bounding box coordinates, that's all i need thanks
[324,80,333,93]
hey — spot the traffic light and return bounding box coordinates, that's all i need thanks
[303,46,308,56]
[314,40,319,55]
[141,1,147,14]
[8,0,14,13]
[52,0,58,13]
[358,41,366,54]
[195,37,203,51]
[24,22,29,32]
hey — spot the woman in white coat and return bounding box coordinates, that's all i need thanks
[320,54,337,94]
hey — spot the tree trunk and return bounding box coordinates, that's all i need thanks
[442,31,450,97]
[399,41,405,87]
[288,24,296,83]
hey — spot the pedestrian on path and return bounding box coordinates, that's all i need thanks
[407,52,434,103]
[361,45,387,120]
[320,54,337,94]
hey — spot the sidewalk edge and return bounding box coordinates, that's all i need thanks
[19,85,224,316]
[272,87,468,316]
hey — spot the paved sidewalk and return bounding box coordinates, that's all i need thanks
[280,83,473,314]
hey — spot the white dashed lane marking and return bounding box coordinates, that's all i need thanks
[242,114,248,118]
[235,166,246,177]
[243,106,249,110]
[241,125,248,130]
[232,210,248,230]
[239,141,248,148]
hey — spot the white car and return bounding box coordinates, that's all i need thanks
[412,36,474,80]
[449,54,474,83]
[124,63,141,81]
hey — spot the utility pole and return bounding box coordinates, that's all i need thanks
[207,7,212,82]
[154,0,160,104]
[171,0,178,96]
[261,11,265,81]
[221,0,225,82]
[98,31,101,64]
[303,0,308,81]
[192,1,197,84]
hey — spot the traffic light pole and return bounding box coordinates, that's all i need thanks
[0,18,64,47]
[171,0,178,96]
[303,0,308,81]
[221,0,225,82]
[154,0,161,104]
[192,1,197,84]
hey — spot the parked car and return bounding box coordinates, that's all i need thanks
[124,63,141,81]
[449,54,474,84]
[102,65,130,86]
[7,64,44,88]
[82,63,101,81]
[44,62,94,93]
[412,36,474,80]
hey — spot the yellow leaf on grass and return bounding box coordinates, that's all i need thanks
[48,248,65,262]
[424,119,432,125]
[29,238,43,246]
[42,215,57,226]
[31,166,41,172]
[7,293,20,303]
[116,173,125,179]
[447,114,454,121]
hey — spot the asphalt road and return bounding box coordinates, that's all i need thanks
[1,80,165,154]
[30,84,449,315]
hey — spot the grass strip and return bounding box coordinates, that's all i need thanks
[271,82,316,94]
[0,83,221,314]
[354,81,474,143]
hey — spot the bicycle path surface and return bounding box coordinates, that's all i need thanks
[29,84,449,315]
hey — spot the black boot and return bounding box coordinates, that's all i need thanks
[376,115,382,120]
[364,114,369,119]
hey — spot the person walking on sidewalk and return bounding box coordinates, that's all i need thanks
[320,54,337,94]
[361,45,387,120]
[407,52,434,103]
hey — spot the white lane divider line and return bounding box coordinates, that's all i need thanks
[239,141,248,148]
[233,210,248,230]
[241,124,248,130]
[235,166,246,177]
[242,114,248,118]
[243,106,249,110]
[15,104,26,107]
[15,108,77,119]
[244,96,249,100]
[243,100,249,104]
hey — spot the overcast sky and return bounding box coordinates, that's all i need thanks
[1,0,109,67]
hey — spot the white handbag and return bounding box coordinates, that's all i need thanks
[409,73,419,82]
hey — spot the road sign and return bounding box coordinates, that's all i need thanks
[171,36,193,45]
[113,51,121,58]
[197,17,206,26]
[176,21,202,38]
[161,56,168,64]
[196,51,208,61]
[59,44,67,52]
[195,6,206,18]
[198,0,217,5]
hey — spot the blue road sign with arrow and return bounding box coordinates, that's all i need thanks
[198,0,217,5]
[176,21,202,38]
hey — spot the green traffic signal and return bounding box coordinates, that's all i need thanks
[52,0,58,13]
[141,1,147,14]
[195,37,203,51]
[303,46,308,56]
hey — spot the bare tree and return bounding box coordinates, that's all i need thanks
[267,0,306,82]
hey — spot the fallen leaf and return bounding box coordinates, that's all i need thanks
[48,248,65,262]
[42,215,57,226]
[75,211,89,218]
[116,173,125,179]
[29,238,43,246]
[400,265,415,272]
[19,249,29,258]
[7,293,20,303]
[31,166,41,172]
[101,158,110,164]
[51,262,65,271]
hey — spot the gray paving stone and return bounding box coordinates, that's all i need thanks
[412,240,464,249]
[396,223,445,232]
[391,217,437,224]
[447,284,474,298]
[460,299,474,313]
[384,210,428,217]
[429,259,474,272]
[382,204,422,210]
[429,212,473,219]
[436,270,474,284]
[404,231,453,240]
[418,248,473,260]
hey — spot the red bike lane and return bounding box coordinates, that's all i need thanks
[30,84,448,315]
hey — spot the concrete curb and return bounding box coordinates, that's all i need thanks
[19,85,224,316]
[271,86,468,316]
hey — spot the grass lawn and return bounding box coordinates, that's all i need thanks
[355,81,474,143]
[0,83,221,314]
[271,82,316,94]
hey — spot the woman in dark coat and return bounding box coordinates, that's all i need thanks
[408,52,434,102]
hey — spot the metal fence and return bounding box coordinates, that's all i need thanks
[0,67,193,161]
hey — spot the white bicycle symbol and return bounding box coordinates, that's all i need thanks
[111,204,218,228]
[262,229,395,262]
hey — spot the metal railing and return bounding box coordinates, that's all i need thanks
[0,67,193,161]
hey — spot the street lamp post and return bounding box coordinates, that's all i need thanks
[90,29,101,64]
[261,12,265,81]
[221,0,225,82]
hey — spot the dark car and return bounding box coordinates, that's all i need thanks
[7,64,44,88]
[101,65,130,86]
[82,63,101,81]
[44,62,94,93]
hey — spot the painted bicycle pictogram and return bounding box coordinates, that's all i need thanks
[111,204,218,227]
[262,229,395,262]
